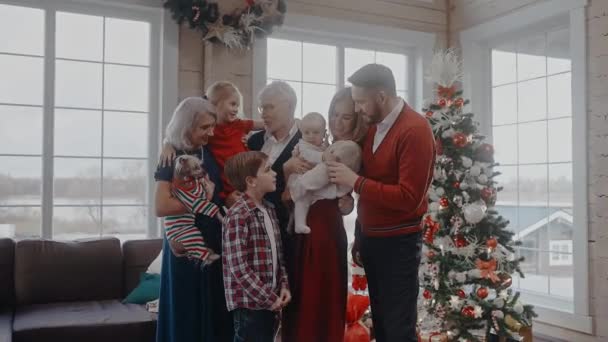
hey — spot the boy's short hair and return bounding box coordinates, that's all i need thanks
[225,151,269,192]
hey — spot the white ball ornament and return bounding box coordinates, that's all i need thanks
[478,174,489,184]
[470,165,482,177]
[463,202,486,224]
[461,156,473,168]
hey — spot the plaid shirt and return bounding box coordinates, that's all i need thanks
[222,194,289,311]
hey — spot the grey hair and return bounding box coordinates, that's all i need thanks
[258,80,297,118]
[164,97,216,150]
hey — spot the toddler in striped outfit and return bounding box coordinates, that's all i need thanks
[164,154,222,266]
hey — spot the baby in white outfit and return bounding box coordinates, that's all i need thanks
[288,112,362,234]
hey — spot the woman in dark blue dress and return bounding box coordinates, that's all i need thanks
[154,97,233,342]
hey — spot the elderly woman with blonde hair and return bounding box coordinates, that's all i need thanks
[155,97,233,342]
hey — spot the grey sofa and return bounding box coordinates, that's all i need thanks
[0,237,163,342]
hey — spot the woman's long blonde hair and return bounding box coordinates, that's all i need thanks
[328,87,368,144]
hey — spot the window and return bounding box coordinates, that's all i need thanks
[549,240,573,266]
[0,1,163,241]
[266,37,410,121]
[490,26,574,307]
[266,36,411,244]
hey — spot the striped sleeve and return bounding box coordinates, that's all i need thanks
[173,183,219,217]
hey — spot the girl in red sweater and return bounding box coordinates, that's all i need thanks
[161,81,264,207]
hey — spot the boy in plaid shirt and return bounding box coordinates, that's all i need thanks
[223,151,291,342]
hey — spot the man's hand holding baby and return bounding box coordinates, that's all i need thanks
[327,161,359,188]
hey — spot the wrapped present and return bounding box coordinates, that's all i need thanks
[345,293,371,342]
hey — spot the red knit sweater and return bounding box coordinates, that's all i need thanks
[354,104,435,237]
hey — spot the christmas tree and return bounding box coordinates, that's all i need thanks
[417,50,537,341]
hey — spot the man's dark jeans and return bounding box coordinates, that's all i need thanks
[360,232,422,342]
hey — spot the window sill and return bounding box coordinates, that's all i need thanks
[518,291,593,334]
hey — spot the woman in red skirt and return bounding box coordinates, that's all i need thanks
[281,88,368,341]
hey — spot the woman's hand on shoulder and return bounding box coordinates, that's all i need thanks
[159,142,177,168]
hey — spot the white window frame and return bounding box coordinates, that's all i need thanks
[0,0,178,239]
[460,0,591,334]
[251,13,436,117]
[549,240,573,266]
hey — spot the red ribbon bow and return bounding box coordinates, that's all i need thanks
[476,258,500,283]
[437,85,456,99]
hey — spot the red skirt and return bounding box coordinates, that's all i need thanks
[282,199,348,342]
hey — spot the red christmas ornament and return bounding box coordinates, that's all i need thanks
[481,187,494,201]
[454,235,468,248]
[457,289,466,299]
[482,187,497,206]
[439,197,449,208]
[486,237,498,249]
[455,98,465,107]
[245,0,255,6]
[477,287,489,299]
[499,274,513,289]
[427,251,436,259]
[438,98,447,107]
[426,110,434,118]
[475,143,495,162]
[423,289,432,299]
[453,181,461,189]
[452,132,469,148]
[461,306,475,318]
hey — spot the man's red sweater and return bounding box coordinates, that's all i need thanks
[354,104,435,237]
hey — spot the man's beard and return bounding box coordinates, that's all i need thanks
[365,102,383,124]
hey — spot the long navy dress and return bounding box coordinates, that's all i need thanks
[155,146,233,342]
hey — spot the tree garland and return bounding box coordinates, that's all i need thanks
[164,0,286,49]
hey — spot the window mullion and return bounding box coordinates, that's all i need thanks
[544,31,552,296]
[100,16,106,238]
[41,6,56,239]
[337,45,344,89]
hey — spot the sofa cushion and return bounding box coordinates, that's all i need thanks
[0,239,15,307]
[122,239,162,296]
[0,308,12,342]
[13,300,156,342]
[15,238,123,305]
[123,273,161,304]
